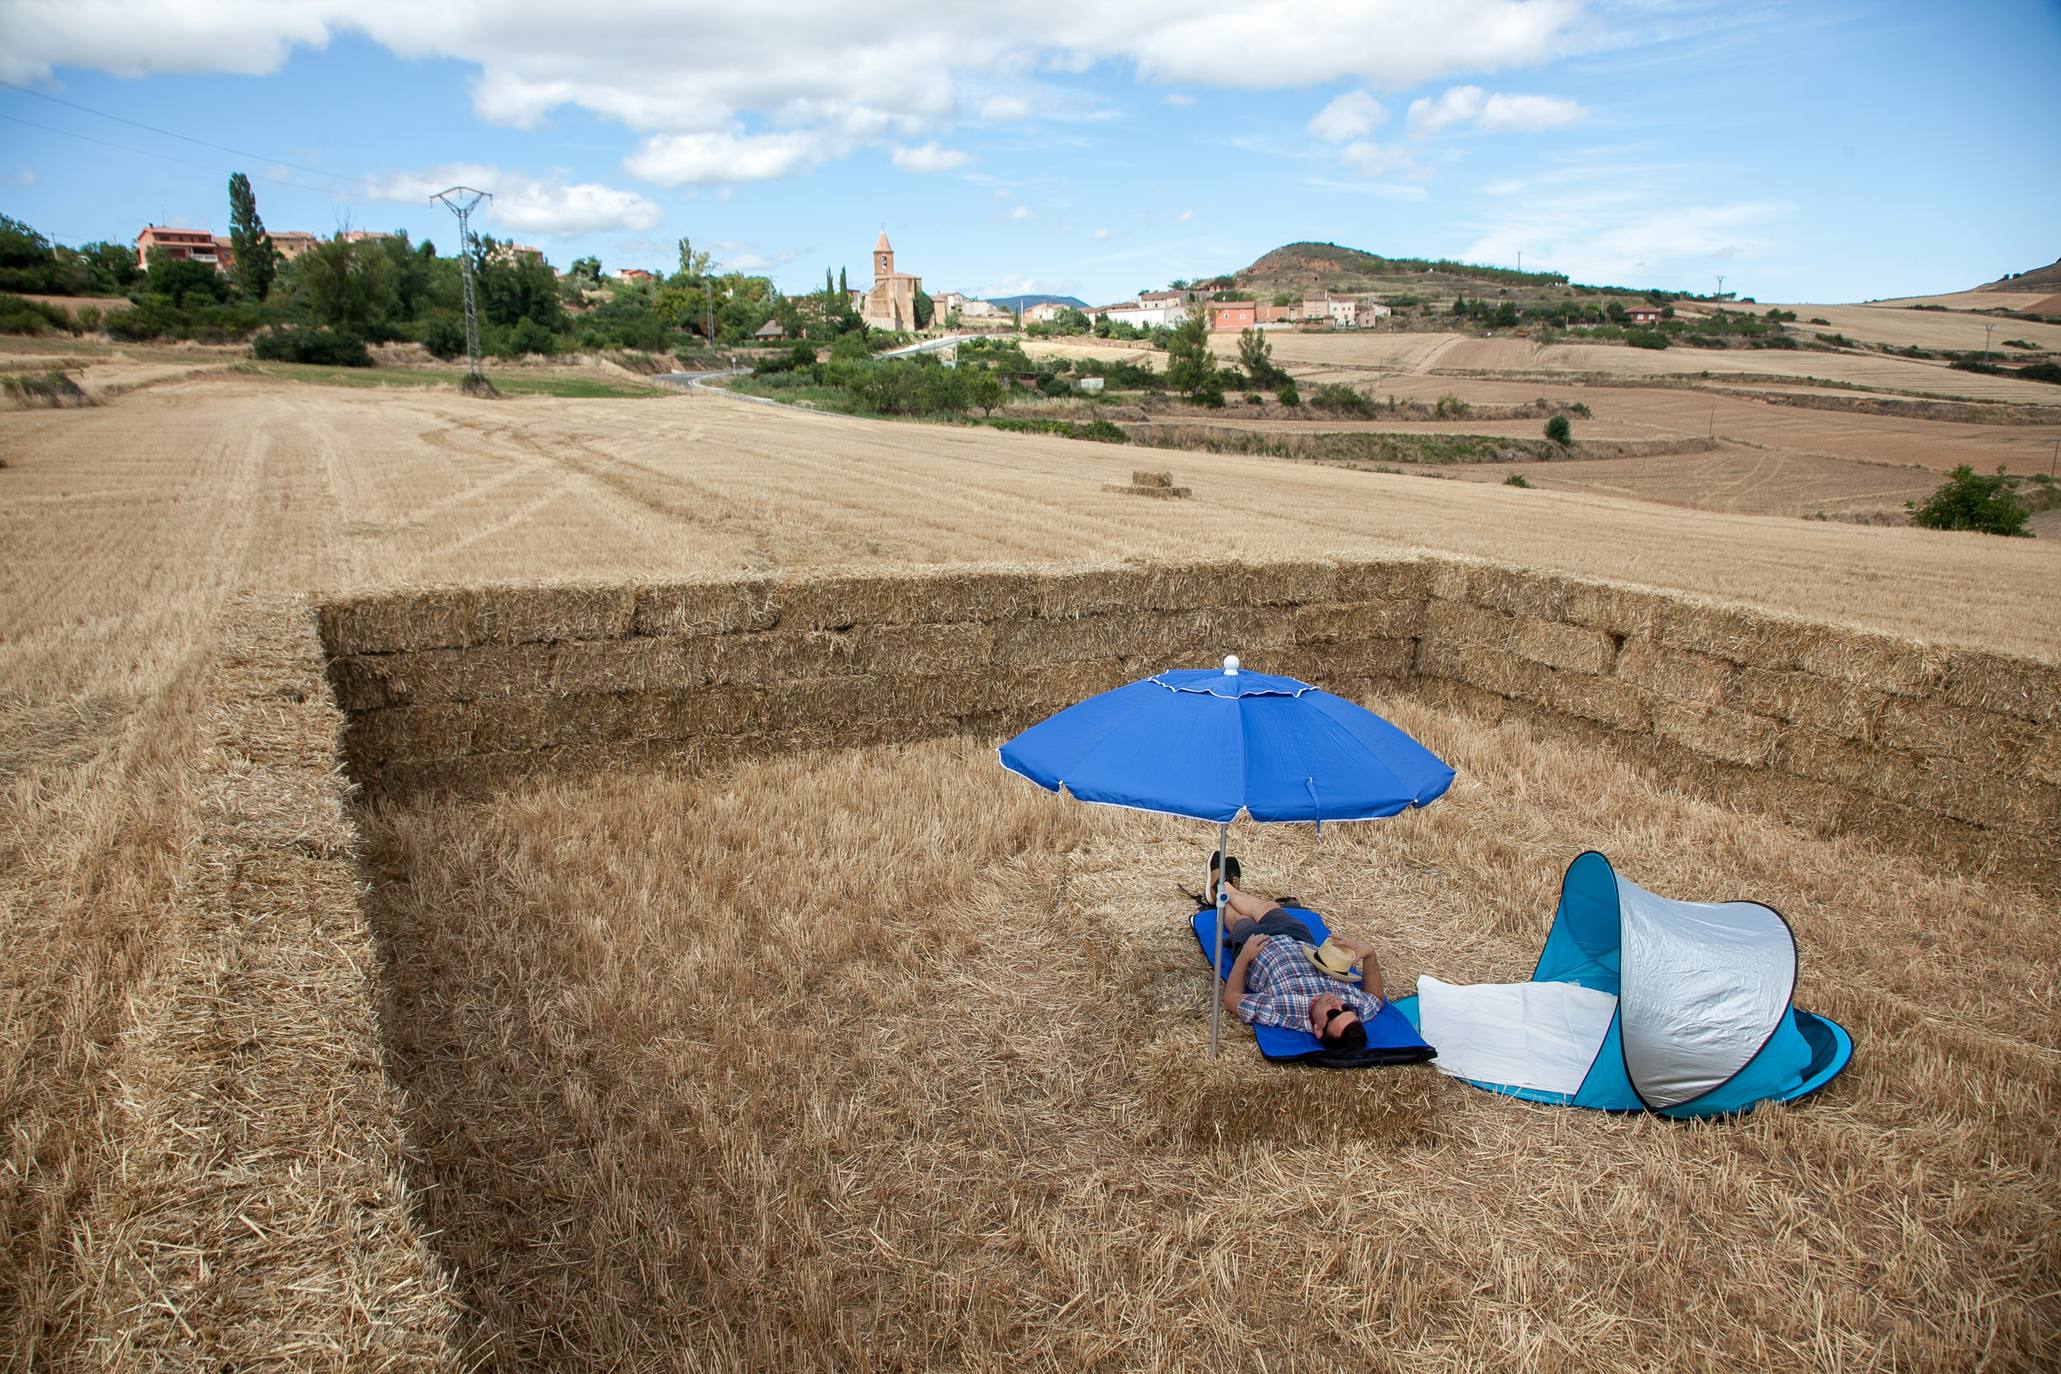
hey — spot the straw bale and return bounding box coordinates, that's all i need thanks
[1467,565,1573,622]
[1791,625,1948,697]
[817,621,998,679]
[1730,666,1882,741]
[1036,560,1341,620]
[1417,636,1556,707]
[1549,670,1651,733]
[1650,699,1779,768]
[1422,598,1515,653]
[1873,696,2036,765]
[632,576,781,637]
[1103,481,1192,498]
[319,586,488,654]
[1905,755,2059,830]
[1426,558,1485,604]
[1515,619,1616,675]
[1332,557,1433,605]
[1131,469,1174,488]
[1559,581,1670,639]
[991,606,1287,669]
[320,584,635,654]
[773,568,1040,631]
[1294,638,1418,685]
[1777,730,1923,799]
[1653,602,1810,668]
[1290,599,1425,644]
[1940,652,2061,725]
[345,702,478,767]
[1615,639,1732,705]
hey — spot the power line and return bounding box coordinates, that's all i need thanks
[0,77,360,188]
[0,111,364,204]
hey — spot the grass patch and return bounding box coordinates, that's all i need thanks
[243,361,665,398]
[1130,425,1559,465]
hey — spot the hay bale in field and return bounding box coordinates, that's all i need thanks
[1131,469,1174,488]
[1550,670,1651,733]
[1103,480,1191,498]
[1940,651,2061,726]
[1289,598,1425,645]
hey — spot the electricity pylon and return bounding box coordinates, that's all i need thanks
[431,186,492,381]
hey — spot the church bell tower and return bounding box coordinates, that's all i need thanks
[874,230,893,283]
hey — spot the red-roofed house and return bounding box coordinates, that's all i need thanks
[1624,304,1663,324]
[135,226,222,269]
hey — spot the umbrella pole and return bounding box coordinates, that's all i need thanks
[1210,820,1229,1059]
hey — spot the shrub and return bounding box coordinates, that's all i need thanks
[506,317,559,357]
[1245,392,1264,406]
[1433,393,1471,418]
[2003,339,2037,350]
[1504,473,1532,488]
[0,292,70,335]
[1274,381,1300,407]
[72,305,102,334]
[1625,328,1669,349]
[1194,381,1225,408]
[1545,415,1573,445]
[1309,383,1371,415]
[421,316,467,360]
[1809,317,1832,325]
[1907,465,2030,536]
[253,325,373,366]
[2019,362,2061,385]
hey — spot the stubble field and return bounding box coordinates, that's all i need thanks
[2,372,2057,1370]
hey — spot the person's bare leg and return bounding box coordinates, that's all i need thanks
[1219,879,1277,923]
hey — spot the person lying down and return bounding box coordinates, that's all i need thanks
[1216,876,1388,1054]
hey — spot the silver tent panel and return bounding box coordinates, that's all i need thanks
[1616,877,1796,1110]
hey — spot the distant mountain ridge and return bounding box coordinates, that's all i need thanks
[983,293,1090,313]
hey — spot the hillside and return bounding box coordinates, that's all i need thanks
[1978,257,2061,293]
[985,292,1090,314]
[1233,240,1579,296]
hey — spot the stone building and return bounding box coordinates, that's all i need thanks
[861,230,923,331]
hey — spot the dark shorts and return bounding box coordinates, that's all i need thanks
[1224,908,1316,953]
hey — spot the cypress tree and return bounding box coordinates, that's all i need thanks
[227,172,276,301]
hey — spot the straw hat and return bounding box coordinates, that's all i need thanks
[1304,938,1357,979]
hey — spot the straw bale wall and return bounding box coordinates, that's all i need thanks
[320,558,2058,880]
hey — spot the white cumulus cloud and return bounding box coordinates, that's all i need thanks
[0,1,1589,185]
[1407,84,1585,136]
[979,94,1031,121]
[891,141,972,173]
[1308,90,1388,143]
[366,163,661,235]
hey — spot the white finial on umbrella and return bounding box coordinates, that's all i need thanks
[1223,654,1240,675]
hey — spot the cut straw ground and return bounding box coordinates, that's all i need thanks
[357,716,2057,1372]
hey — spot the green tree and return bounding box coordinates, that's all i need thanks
[145,257,230,308]
[676,236,713,279]
[75,240,139,293]
[0,214,62,294]
[1545,415,1572,445]
[1237,327,1280,386]
[970,368,1004,416]
[839,266,848,295]
[568,255,602,284]
[227,172,277,301]
[914,288,934,330]
[1907,465,2031,536]
[294,233,394,333]
[1165,311,1214,397]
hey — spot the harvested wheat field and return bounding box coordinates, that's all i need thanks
[3,375,2059,1370]
[358,710,2057,1370]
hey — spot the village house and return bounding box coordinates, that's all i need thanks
[754,319,788,341]
[615,268,657,284]
[1093,295,1189,330]
[135,226,222,268]
[957,298,1000,318]
[932,290,968,317]
[1624,304,1663,325]
[1023,301,1069,324]
[1206,299,1258,331]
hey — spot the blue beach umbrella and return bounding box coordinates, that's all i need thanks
[999,656,1455,1056]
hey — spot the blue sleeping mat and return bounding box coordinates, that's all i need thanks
[1191,907,1437,1067]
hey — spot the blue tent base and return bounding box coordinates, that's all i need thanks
[1390,994,1853,1117]
[1191,908,1436,1068]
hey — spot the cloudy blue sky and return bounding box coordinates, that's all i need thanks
[2,1,2057,304]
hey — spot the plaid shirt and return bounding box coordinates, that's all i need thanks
[1235,935,1385,1033]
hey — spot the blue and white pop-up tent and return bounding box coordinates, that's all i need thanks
[1395,852,1852,1117]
